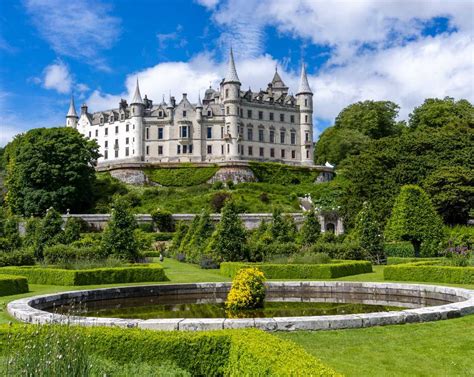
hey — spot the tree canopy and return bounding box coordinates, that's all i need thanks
[4,127,99,217]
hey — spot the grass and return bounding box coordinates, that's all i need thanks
[0,260,472,376]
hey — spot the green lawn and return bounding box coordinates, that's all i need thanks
[0,260,472,376]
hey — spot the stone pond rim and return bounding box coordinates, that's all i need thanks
[7,281,474,332]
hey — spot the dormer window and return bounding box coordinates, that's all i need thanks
[183,111,187,117]
[100,117,104,125]
[158,111,163,117]
[207,110,212,117]
[110,116,114,123]
[121,113,125,121]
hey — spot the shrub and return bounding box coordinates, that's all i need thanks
[249,242,299,262]
[144,166,219,186]
[154,232,174,241]
[259,192,269,203]
[220,260,372,279]
[0,274,28,296]
[71,233,102,248]
[23,217,41,247]
[101,198,139,262]
[0,265,167,285]
[384,242,415,257]
[168,222,189,257]
[188,210,214,263]
[354,202,385,264]
[0,249,35,267]
[212,181,224,190]
[386,257,440,265]
[34,208,64,260]
[248,161,320,185]
[299,209,321,246]
[1,216,21,251]
[43,244,103,265]
[226,180,235,190]
[178,214,200,258]
[309,242,366,260]
[210,191,231,212]
[226,268,266,311]
[61,217,84,244]
[138,222,154,232]
[151,208,175,232]
[384,261,474,284]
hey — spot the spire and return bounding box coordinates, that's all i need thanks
[67,95,78,118]
[224,47,240,84]
[131,78,144,105]
[196,93,203,108]
[296,62,312,95]
[270,70,287,90]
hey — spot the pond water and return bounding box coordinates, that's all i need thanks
[50,294,405,319]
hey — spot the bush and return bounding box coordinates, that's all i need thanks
[62,217,87,244]
[248,162,320,185]
[387,257,440,265]
[210,191,231,212]
[220,260,372,279]
[154,232,174,241]
[384,261,474,284]
[144,166,219,186]
[0,249,35,267]
[168,222,189,257]
[0,274,28,296]
[309,242,366,260]
[249,242,299,262]
[226,268,266,311]
[34,208,64,260]
[0,325,338,377]
[384,242,415,257]
[0,265,167,286]
[151,209,175,232]
[138,222,154,233]
[71,233,102,248]
[212,181,224,190]
[299,209,321,246]
[43,244,103,265]
[353,202,385,264]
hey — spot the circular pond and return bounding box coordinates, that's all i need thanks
[8,282,474,331]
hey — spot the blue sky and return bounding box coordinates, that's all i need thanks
[0,0,473,146]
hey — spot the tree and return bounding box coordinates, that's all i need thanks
[354,202,384,264]
[299,209,321,246]
[423,166,474,225]
[188,209,215,262]
[4,127,100,216]
[409,97,473,129]
[385,185,443,257]
[178,214,200,257]
[34,208,64,260]
[101,198,139,262]
[61,217,83,244]
[168,222,189,257]
[208,201,247,261]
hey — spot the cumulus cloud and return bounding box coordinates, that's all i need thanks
[195,0,220,10]
[42,61,73,94]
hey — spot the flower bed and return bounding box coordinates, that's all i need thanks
[0,274,29,296]
[0,265,167,286]
[0,325,339,376]
[220,260,372,279]
[384,261,474,284]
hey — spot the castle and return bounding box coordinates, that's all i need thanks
[66,50,315,166]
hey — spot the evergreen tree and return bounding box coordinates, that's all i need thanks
[168,222,189,257]
[385,185,444,257]
[178,214,200,257]
[270,208,287,242]
[34,208,64,260]
[23,217,40,247]
[188,209,214,262]
[62,217,83,244]
[209,201,247,261]
[299,209,321,246]
[354,202,385,264]
[101,198,139,262]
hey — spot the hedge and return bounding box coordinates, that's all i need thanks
[0,274,28,296]
[248,161,320,185]
[0,265,167,286]
[384,261,474,284]
[386,257,441,265]
[0,325,339,376]
[0,249,35,267]
[384,242,415,257]
[144,166,219,187]
[44,244,103,265]
[220,260,372,279]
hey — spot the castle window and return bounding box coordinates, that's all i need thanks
[281,149,285,158]
[183,111,187,117]
[114,139,119,148]
[207,145,212,154]
[270,148,275,157]
[126,124,129,132]
[146,146,149,155]
[95,130,98,137]
[258,129,264,142]
[183,145,187,154]
[221,127,224,138]
[104,150,108,160]
[207,127,212,139]
[225,89,229,98]
[177,145,181,154]
[221,145,224,155]
[105,128,108,136]
[110,116,114,123]
[100,117,104,125]
[158,111,163,117]
[207,110,212,117]
[247,109,252,118]
[305,99,308,106]
[248,146,253,156]
[305,115,308,123]
[226,106,230,115]
[306,150,309,159]
[189,144,193,154]
[146,128,150,139]
[280,113,284,122]
[280,131,285,144]
[115,126,119,134]
[180,126,189,138]
[227,144,230,153]
[125,147,129,157]
[158,128,163,139]
[290,115,295,123]
[258,111,263,120]
[247,128,253,141]
[269,130,275,143]
[88,131,91,138]
[121,113,125,121]
[292,150,296,159]
[158,145,163,155]
[291,132,296,145]
[115,150,119,158]
[269,112,274,121]
[305,132,310,142]
[259,147,264,157]
[105,141,108,148]
[125,137,129,145]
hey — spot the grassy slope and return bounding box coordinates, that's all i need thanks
[0,261,472,376]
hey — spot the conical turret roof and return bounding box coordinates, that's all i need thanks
[67,96,78,118]
[196,93,203,108]
[296,62,312,95]
[131,79,144,105]
[224,48,240,84]
[271,69,287,89]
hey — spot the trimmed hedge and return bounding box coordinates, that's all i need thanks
[0,265,167,286]
[144,166,219,187]
[384,242,415,257]
[220,260,372,279]
[0,274,29,296]
[44,244,103,265]
[384,261,474,284]
[0,249,35,267]
[387,257,441,265]
[248,161,320,185]
[0,325,339,376]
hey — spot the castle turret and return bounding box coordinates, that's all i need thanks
[222,48,241,161]
[296,62,313,165]
[66,96,78,128]
[130,79,145,161]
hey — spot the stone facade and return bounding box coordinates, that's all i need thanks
[66,50,315,167]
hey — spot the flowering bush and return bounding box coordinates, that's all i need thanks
[445,244,472,267]
[225,268,266,311]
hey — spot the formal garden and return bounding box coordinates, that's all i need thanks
[0,97,472,375]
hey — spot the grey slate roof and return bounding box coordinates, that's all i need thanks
[67,96,78,118]
[224,48,240,84]
[131,79,144,105]
[297,63,312,95]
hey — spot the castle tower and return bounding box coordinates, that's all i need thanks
[195,93,203,160]
[130,79,145,161]
[296,62,313,165]
[66,96,78,128]
[222,48,241,161]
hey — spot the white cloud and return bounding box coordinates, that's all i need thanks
[23,0,121,66]
[42,62,72,94]
[195,0,220,10]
